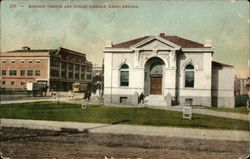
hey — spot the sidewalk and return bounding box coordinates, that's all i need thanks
[1,118,249,142]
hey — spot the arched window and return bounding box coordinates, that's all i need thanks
[120,64,129,86]
[185,64,194,88]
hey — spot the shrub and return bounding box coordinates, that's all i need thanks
[235,95,249,107]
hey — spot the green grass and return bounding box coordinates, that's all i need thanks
[0,101,249,131]
[192,106,249,114]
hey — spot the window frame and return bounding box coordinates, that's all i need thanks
[9,70,17,76]
[20,70,25,76]
[2,70,6,76]
[35,70,40,76]
[27,70,33,76]
[2,81,6,85]
[184,64,195,88]
[119,64,129,87]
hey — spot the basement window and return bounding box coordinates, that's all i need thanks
[185,98,193,106]
[120,97,128,104]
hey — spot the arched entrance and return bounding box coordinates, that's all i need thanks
[144,57,165,95]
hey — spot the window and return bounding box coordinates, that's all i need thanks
[120,64,129,86]
[87,74,91,80]
[68,64,73,70]
[81,66,85,72]
[50,70,59,77]
[86,67,92,72]
[20,70,25,76]
[185,98,193,106]
[75,73,79,79]
[28,60,32,63]
[11,81,15,85]
[68,72,73,79]
[120,97,128,104]
[75,65,80,71]
[28,70,33,76]
[61,71,67,78]
[185,64,194,88]
[51,59,59,67]
[11,60,15,63]
[2,70,6,76]
[81,73,85,79]
[36,60,41,63]
[2,60,6,63]
[61,62,67,70]
[35,70,40,76]
[9,70,17,76]
[2,81,5,85]
[20,60,25,63]
[20,81,25,85]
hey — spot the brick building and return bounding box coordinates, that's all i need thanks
[234,76,250,95]
[0,47,92,91]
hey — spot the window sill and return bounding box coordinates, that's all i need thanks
[184,87,195,89]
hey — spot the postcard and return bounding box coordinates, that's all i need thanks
[0,0,249,158]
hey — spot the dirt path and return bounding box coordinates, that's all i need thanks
[2,119,249,141]
[0,127,249,159]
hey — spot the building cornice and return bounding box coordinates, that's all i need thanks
[181,48,214,52]
[102,48,134,53]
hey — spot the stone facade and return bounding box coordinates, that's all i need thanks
[103,33,235,108]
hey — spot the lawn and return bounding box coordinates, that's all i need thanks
[192,106,249,114]
[0,101,249,131]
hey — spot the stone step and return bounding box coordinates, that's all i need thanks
[144,95,167,107]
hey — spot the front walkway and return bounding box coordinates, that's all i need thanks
[1,118,249,141]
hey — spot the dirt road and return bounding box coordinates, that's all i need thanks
[1,127,249,159]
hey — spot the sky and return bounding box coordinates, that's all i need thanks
[1,0,249,77]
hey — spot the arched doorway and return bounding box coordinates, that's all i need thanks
[144,57,165,95]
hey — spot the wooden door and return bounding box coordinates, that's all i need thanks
[150,77,162,95]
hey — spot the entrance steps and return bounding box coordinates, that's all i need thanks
[144,95,168,107]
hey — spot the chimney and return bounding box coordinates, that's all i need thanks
[22,46,31,51]
[105,40,113,48]
[159,33,165,37]
[204,40,212,47]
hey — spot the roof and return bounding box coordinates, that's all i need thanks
[111,36,150,48]
[6,47,86,56]
[111,35,208,48]
[59,47,86,56]
[212,61,234,67]
[7,49,57,53]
